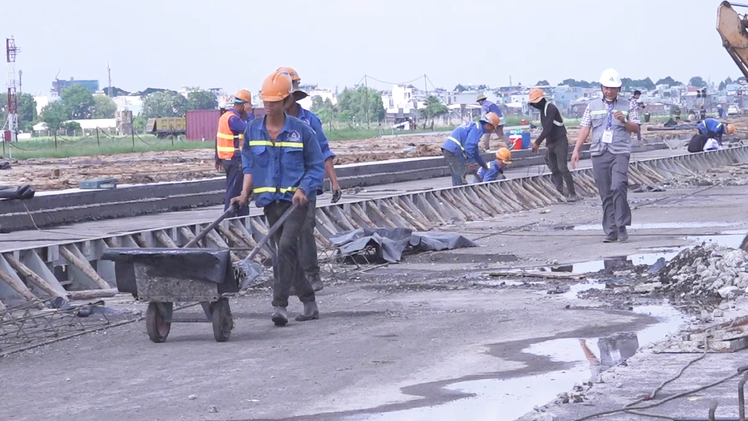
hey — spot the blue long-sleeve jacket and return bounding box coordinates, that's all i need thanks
[241,114,324,207]
[441,121,488,168]
[476,160,505,182]
[481,100,503,117]
[295,104,336,162]
[697,118,726,142]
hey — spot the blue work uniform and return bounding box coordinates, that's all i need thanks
[293,104,336,284]
[697,118,726,143]
[475,159,506,182]
[218,110,253,216]
[241,114,324,208]
[481,100,503,118]
[441,121,489,186]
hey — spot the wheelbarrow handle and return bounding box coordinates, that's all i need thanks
[243,203,299,263]
[183,202,240,248]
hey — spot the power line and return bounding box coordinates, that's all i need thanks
[363,74,425,86]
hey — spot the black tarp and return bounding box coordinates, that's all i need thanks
[329,228,478,263]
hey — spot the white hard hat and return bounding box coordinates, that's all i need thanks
[599,68,622,88]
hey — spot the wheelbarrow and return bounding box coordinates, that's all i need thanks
[101,202,299,343]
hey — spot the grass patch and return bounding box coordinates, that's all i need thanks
[4,135,213,160]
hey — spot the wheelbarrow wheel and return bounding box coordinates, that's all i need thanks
[146,302,172,343]
[212,298,233,342]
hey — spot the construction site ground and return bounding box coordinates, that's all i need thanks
[0,120,711,192]
[2,147,748,420]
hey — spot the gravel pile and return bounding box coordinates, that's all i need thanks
[649,243,748,300]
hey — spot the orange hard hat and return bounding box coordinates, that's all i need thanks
[727,123,736,135]
[260,71,293,102]
[276,67,301,82]
[481,112,500,129]
[528,88,544,104]
[234,89,251,104]
[496,147,512,164]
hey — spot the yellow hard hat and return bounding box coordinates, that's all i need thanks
[481,112,500,129]
[234,89,251,104]
[260,71,293,102]
[496,147,512,164]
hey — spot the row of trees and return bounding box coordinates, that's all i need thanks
[534,76,744,91]
[141,90,218,118]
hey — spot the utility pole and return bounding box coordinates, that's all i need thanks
[4,37,20,152]
[364,74,371,129]
[107,62,112,96]
[424,74,429,127]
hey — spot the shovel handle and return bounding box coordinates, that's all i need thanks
[183,203,240,248]
[244,203,299,262]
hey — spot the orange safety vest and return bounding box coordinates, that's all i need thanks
[216,111,244,160]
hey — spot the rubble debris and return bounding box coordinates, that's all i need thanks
[650,243,748,300]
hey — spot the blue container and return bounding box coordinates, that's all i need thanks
[521,132,531,149]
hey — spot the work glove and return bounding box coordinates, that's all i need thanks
[331,189,342,204]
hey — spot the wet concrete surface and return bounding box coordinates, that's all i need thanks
[2,184,748,420]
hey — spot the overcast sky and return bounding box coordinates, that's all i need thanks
[5,0,741,96]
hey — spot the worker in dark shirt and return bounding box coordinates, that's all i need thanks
[528,88,578,201]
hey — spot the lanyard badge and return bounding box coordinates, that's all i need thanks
[603,102,615,144]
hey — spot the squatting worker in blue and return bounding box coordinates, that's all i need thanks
[474,148,512,182]
[571,69,640,244]
[441,112,501,186]
[230,71,324,327]
[697,118,735,145]
[477,94,506,150]
[216,89,254,216]
[278,66,341,293]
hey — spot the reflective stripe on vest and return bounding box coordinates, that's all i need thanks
[216,112,244,159]
[253,186,298,194]
[544,102,565,127]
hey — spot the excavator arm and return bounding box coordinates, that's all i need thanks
[717,1,748,80]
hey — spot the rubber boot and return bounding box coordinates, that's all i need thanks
[271,306,288,327]
[295,301,319,322]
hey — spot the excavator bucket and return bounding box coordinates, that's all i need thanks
[717,1,748,80]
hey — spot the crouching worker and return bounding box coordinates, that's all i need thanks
[475,148,513,182]
[441,112,501,186]
[231,71,324,327]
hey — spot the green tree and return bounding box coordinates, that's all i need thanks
[689,76,707,88]
[40,101,69,131]
[104,86,130,97]
[62,121,81,135]
[535,80,550,86]
[418,95,448,123]
[311,96,335,123]
[726,76,734,85]
[336,87,385,125]
[561,79,592,88]
[132,114,147,133]
[719,81,726,91]
[142,91,188,118]
[61,85,95,119]
[0,93,37,131]
[655,76,682,87]
[454,84,467,92]
[186,90,218,110]
[93,95,117,118]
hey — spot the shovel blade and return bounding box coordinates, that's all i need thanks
[235,261,265,289]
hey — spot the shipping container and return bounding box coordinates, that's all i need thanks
[185,108,267,142]
[186,109,221,142]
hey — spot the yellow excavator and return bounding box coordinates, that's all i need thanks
[717,2,748,252]
[718,1,748,80]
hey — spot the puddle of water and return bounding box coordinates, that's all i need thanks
[549,251,680,275]
[567,222,739,231]
[687,234,746,249]
[561,282,606,299]
[474,280,546,287]
[350,304,684,421]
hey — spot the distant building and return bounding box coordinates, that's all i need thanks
[52,78,100,96]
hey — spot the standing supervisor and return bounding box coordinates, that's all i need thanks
[216,90,253,216]
[441,113,500,186]
[279,66,341,292]
[477,94,506,150]
[571,69,640,243]
[231,71,324,327]
[528,88,578,202]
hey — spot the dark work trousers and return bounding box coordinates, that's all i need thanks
[222,157,249,217]
[442,149,467,186]
[264,201,315,308]
[636,125,642,143]
[544,140,576,196]
[591,150,632,236]
[298,199,320,283]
